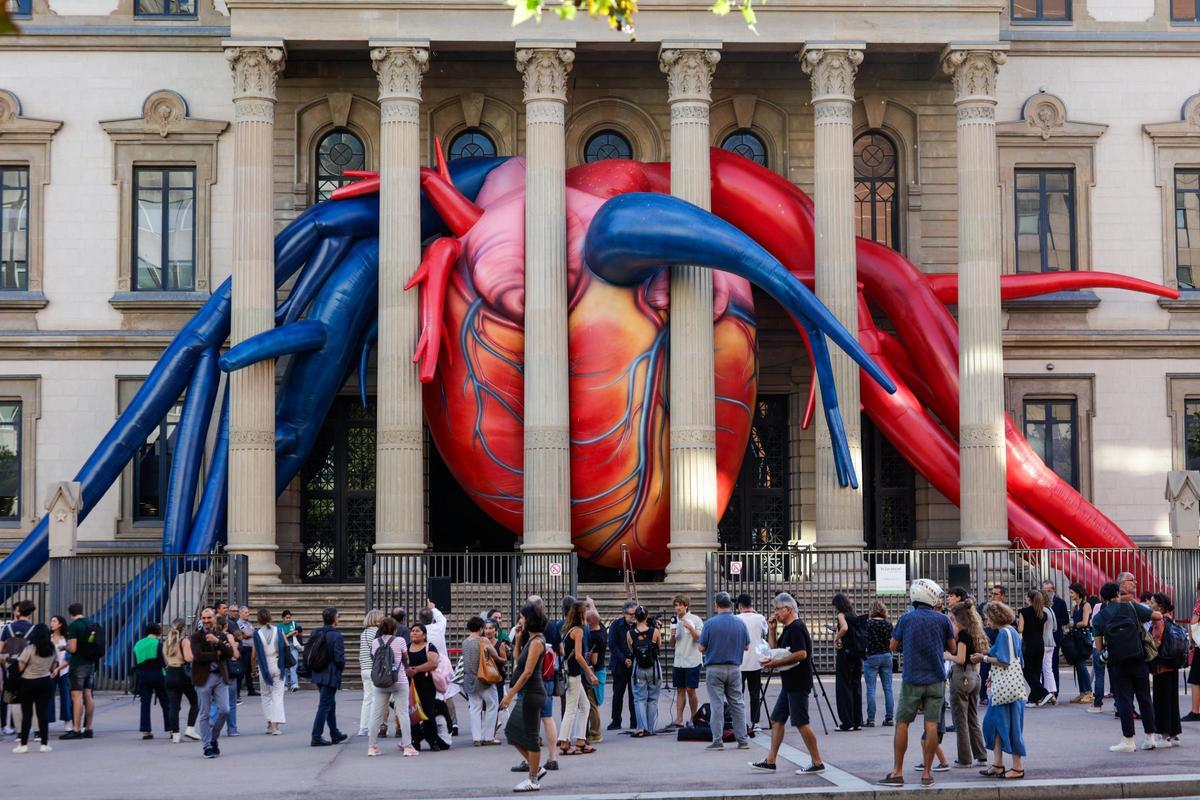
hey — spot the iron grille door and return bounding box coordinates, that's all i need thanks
[718,394,790,559]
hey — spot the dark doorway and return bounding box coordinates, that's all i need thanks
[300,396,376,583]
[862,415,916,550]
[428,438,516,553]
[718,394,791,551]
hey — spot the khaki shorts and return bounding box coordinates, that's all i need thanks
[895,681,945,724]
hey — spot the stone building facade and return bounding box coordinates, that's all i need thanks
[0,0,1198,584]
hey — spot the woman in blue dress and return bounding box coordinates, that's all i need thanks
[972,601,1026,780]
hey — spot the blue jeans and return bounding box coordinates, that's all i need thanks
[46,674,71,725]
[311,683,340,741]
[1092,649,1106,708]
[197,674,230,748]
[864,653,895,722]
[209,681,237,734]
[1074,658,1093,696]
[285,649,299,688]
[631,666,660,733]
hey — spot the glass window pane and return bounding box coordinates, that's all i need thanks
[166,173,195,291]
[1186,399,1200,471]
[0,167,29,291]
[1051,421,1075,486]
[315,130,366,202]
[135,170,164,291]
[7,0,32,17]
[135,400,181,521]
[1024,402,1046,422]
[1173,0,1199,22]
[1015,171,1041,191]
[1042,0,1069,18]
[447,129,497,161]
[1044,171,1070,191]
[1176,170,1200,289]
[853,132,899,250]
[1012,0,1037,19]
[720,130,768,167]
[0,401,20,519]
[584,131,633,163]
[1045,191,1074,271]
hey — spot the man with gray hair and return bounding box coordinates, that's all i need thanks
[607,599,638,730]
[699,591,751,750]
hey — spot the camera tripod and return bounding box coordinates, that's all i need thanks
[758,660,840,735]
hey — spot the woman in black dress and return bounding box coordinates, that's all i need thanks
[1017,591,1049,705]
[502,603,548,793]
[407,623,445,751]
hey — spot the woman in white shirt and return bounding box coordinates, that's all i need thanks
[48,615,71,731]
[253,608,287,734]
[358,609,385,737]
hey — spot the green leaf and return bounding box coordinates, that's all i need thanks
[740,1,757,24]
[711,0,731,15]
[556,1,578,19]
[509,0,538,26]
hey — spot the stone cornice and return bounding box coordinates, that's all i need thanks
[0,89,62,143]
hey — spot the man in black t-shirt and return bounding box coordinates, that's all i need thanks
[749,592,824,776]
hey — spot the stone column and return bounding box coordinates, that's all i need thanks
[515,43,575,554]
[942,45,1009,548]
[660,43,720,579]
[801,44,866,551]
[224,42,285,586]
[371,42,429,554]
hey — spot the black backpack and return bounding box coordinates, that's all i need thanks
[370,636,399,689]
[302,629,332,674]
[1102,603,1144,663]
[631,629,657,670]
[843,614,868,658]
[77,620,106,662]
[1155,620,1189,670]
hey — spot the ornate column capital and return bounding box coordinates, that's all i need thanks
[224,43,285,123]
[800,45,864,105]
[516,47,575,105]
[370,46,429,106]
[659,47,721,105]
[941,46,1008,106]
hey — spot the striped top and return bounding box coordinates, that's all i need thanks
[358,625,379,674]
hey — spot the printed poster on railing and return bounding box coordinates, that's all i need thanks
[876,563,907,595]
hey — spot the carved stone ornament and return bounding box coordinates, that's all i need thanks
[225,46,286,102]
[801,48,864,104]
[371,46,430,103]
[142,90,187,138]
[659,48,720,105]
[0,90,19,126]
[942,49,1007,103]
[1022,92,1067,140]
[516,48,575,104]
[1184,93,1200,130]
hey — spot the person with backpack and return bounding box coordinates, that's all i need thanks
[12,623,56,753]
[252,608,288,736]
[1092,581,1161,752]
[132,622,168,740]
[1,598,35,736]
[626,606,661,738]
[305,606,347,747]
[462,615,502,748]
[357,609,385,737]
[366,616,412,756]
[61,603,102,740]
[1149,593,1183,747]
[832,593,865,731]
[190,607,235,758]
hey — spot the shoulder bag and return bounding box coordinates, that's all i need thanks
[476,640,502,685]
[986,627,1030,706]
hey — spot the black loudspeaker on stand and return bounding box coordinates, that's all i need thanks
[947,563,971,593]
[428,576,452,613]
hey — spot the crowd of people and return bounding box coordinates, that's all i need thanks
[0,573,1196,792]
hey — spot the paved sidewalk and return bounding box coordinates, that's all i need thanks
[5,679,1198,799]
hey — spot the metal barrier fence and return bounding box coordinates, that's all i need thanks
[707,548,1200,672]
[50,553,248,690]
[366,552,578,631]
[0,582,46,625]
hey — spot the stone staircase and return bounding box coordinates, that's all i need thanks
[248,584,368,689]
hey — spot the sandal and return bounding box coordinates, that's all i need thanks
[576,743,596,754]
[1003,769,1025,780]
[979,765,1005,778]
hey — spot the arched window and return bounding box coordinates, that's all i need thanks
[853,131,900,250]
[448,129,498,160]
[584,130,633,163]
[720,129,768,167]
[315,129,366,202]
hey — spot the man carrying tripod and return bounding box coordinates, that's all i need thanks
[748,592,825,775]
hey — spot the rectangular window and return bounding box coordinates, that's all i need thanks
[5,0,32,17]
[1186,399,1200,471]
[1023,399,1078,489]
[1176,169,1200,289]
[0,166,29,291]
[1012,0,1070,20]
[133,167,195,292]
[1015,168,1076,273]
[0,401,20,520]
[133,0,196,15]
[133,400,182,522]
[1172,0,1200,23]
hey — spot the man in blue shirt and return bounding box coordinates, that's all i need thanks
[880,579,955,788]
[699,591,750,750]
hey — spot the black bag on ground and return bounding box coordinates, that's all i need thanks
[677,724,711,742]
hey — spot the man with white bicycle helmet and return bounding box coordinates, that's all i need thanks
[879,578,956,789]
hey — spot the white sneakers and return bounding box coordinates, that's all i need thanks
[184,727,201,741]
[11,744,27,753]
[513,779,540,793]
[1141,735,1161,751]
[1109,737,1136,752]
[172,732,182,743]
[39,745,51,753]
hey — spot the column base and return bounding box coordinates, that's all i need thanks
[812,529,866,550]
[665,541,711,580]
[226,544,282,588]
[372,542,428,555]
[957,530,1009,549]
[520,535,573,555]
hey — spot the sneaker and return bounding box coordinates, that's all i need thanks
[1087,705,1104,714]
[737,740,751,750]
[543,760,559,771]
[236,699,244,706]
[367,746,381,757]
[536,767,548,781]
[1109,738,1136,753]
[513,779,540,793]
[271,729,283,736]
[878,774,904,786]
[142,733,153,740]
[749,760,777,772]
[1171,736,1182,746]
[882,718,894,727]
[1,726,14,735]
[1036,694,1053,707]
[1182,712,1200,722]
[58,730,82,741]
[914,763,950,772]
[331,732,349,745]
[172,733,182,743]
[1158,737,1176,749]
[203,746,217,758]
[82,729,93,739]
[705,741,724,751]
[1079,692,1094,704]
[864,720,875,727]
[185,727,201,741]
[511,762,530,773]
[797,763,825,774]
[1141,736,1159,751]
[358,729,370,737]
[39,745,51,753]
[12,744,27,753]
[606,721,622,731]
[227,731,240,737]
[403,745,419,757]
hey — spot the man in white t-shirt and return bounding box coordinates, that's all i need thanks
[736,593,768,733]
[668,594,704,729]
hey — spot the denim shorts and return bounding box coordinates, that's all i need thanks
[69,662,95,692]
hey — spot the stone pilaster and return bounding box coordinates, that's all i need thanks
[942,45,1010,548]
[224,41,285,586]
[660,43,720,579]
[515,43,575,554]
[371,42,429,554]
[801,44,866,550]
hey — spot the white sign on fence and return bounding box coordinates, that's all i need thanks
[876,563,907,595]
[730,560,743,576]
[548,562,562,577]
